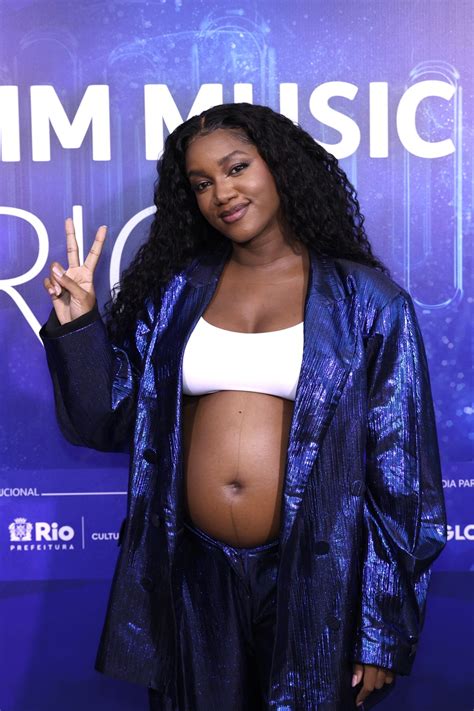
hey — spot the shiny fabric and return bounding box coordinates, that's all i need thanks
[148,519,280,710]
[39,240,448,709]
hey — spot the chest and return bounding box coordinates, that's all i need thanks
[200,259,309,333]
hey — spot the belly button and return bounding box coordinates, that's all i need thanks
[228,480,243,492]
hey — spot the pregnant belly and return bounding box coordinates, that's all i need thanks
[182,390,294,547]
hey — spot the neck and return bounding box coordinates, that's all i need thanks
[227,238,307,272]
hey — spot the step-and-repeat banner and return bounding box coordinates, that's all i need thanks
[1,1,472,710]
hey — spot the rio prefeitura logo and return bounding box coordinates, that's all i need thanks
[8,517,75,551]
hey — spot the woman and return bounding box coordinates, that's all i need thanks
[40,103,447,710]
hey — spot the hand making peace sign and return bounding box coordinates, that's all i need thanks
[43,217,107,325]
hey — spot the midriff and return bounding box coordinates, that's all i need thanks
[182,242,309,547]
[182,389,294,547]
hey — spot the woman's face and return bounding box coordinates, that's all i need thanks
[184,128,283,244]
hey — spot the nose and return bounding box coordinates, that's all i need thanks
[212,177,238,205]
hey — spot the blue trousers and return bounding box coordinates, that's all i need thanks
[148,519,280,711]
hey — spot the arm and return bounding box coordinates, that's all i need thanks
[39,219,152,454]
[352,291,447,675]
[39,299,155,453]
[40,306,153,451]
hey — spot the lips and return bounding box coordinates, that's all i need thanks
[220,203,250,223]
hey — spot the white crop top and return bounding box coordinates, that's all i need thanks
[182,317,304,401]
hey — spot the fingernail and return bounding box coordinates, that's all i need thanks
[53,266,64,277]
[48,288,55,296]
[54,284,61,295]
[352,674,358,687]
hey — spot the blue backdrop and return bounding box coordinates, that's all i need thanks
[1,1,472,709]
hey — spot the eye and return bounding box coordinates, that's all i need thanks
[230,162,248,174]
[192,180,210,193]
[190,163,249,193]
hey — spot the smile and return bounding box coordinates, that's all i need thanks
[220,204,249,223]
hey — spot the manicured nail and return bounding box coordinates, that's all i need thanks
[352,674,358,687]
[53,266,64,277]
[48,288,55,296]
[54,284,61,295]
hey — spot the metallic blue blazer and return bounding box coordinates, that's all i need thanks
[40,239,447,709]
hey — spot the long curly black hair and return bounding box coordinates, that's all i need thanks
[103,102,390,345]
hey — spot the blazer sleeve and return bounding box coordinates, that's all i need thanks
[39,300,155,453]
[351,291,448,676]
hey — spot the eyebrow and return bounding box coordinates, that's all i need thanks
[187,150,250,179]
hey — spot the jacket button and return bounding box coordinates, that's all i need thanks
[141,576,155,592]
[151,513,161,528]
[314,540,330,554]
[327,615,341,630]
[350,480,365,496]
[143,448,158,464]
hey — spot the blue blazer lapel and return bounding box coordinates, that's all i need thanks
[282,260,356,546]
[154,240,356,548]
[152,239,231,385]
